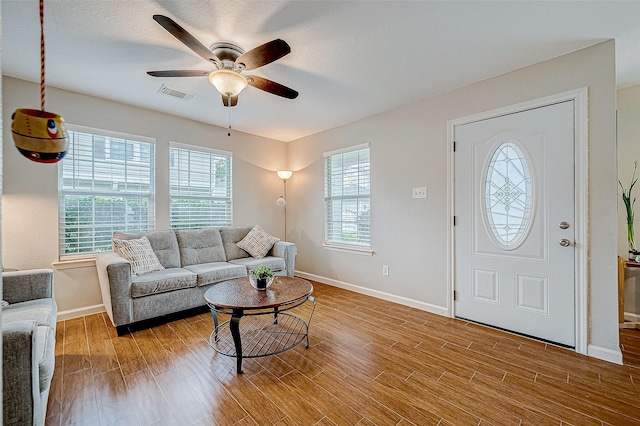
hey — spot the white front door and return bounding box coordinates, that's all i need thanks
[454,101,575,347]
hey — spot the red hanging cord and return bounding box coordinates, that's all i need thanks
[40,0,45,111]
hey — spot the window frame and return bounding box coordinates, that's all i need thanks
[323,143,372,253]
[169,142,233,229]
[58,124,156,260]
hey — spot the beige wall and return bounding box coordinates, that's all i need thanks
[617,84,640,321]
[2,76,288,314]
[289,41,619,357]
[0,5,4,417]
[617,84,640,259]
[1,40,621,360]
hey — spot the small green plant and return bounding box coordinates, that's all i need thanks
[251,264,274,279]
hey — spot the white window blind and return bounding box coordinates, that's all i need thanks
[324,144,371,247]
[58,127,155,259]
[170,143,233,229]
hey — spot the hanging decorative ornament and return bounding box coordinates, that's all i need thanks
[11,0,68,163]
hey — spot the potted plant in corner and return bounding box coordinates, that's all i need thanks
[250,264,275,290]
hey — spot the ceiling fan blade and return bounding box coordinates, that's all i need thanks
[222,94,239,107]
[153,15,220,64]
[235,39,291,71]
[246,75,298,99]
[147,70,210,77]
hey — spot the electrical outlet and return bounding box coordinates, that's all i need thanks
[382,265,389,276]
[412,187,427,198]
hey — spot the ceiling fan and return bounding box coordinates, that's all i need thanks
[147,15,298,107]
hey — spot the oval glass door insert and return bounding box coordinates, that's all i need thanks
[484,141,533,247]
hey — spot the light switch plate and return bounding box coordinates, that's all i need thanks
[412,187,427,198]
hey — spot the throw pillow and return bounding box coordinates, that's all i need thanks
[112,236,165,276]
[236,225,280,259]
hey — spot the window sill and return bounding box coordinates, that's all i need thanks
[52,258,96,270]
[322,244,374,256]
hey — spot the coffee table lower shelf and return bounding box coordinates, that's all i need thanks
[208,296,316,373]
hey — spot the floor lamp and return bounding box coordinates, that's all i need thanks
[276,170,292,239]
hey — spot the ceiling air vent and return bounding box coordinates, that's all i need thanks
[158,84,194,101]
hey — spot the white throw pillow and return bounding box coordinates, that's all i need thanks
[112,236,165,276]
[236,225,280,259]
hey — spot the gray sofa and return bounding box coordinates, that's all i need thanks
[96,226,296,334]
[2,269,56,426]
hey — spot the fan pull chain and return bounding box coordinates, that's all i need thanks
[40,0,46,112]
[227,94,232,136]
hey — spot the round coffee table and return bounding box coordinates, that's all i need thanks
[204,276,316,373]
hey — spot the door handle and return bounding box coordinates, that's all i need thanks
[559,239,571,247]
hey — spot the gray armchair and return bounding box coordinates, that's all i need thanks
[2,269,57,426]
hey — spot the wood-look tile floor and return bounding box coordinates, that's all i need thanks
[45,281,640,426]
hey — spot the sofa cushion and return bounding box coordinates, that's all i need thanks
[237,226,280,259]
[36,324,55,393]
[130,268,197,298]
[112,237,165,276]
[176,228,226,267]
[228,256,286,274]
[2,298,57,329]
[220,227,253,260]
[183,262,247,286]
[113,230,181,269]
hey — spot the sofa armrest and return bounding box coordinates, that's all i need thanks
[272,241,297,277]
[2,269,53,304]
[3,320,41,426]
[95,252,134,328]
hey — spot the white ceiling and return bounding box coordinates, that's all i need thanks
[4,1,640,142]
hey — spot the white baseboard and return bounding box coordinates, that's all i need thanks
[56,276,625,366]
[296,271,626,366]
[57,304,106,321]
[624,312,640,323]
[294,270,449,317]
[587,344,623,365]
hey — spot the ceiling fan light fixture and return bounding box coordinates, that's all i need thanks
[149,16,297,106]
[208,69,248,96]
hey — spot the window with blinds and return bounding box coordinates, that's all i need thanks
[58,126,155,259]
[170,143,233,229]
[324,144,371,247]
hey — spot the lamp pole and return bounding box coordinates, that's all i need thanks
[276,171,293,240]
[283,179,287,238]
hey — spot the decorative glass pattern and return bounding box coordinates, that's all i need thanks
[484,141,533,247]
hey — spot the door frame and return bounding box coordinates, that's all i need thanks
[446,88,588,355]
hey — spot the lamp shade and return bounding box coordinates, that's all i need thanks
[276,196,286,207]
[208,69,248,96]
[277,170,293,181]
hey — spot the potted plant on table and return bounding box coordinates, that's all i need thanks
[620,160,639,260]
[250,264,275,290]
